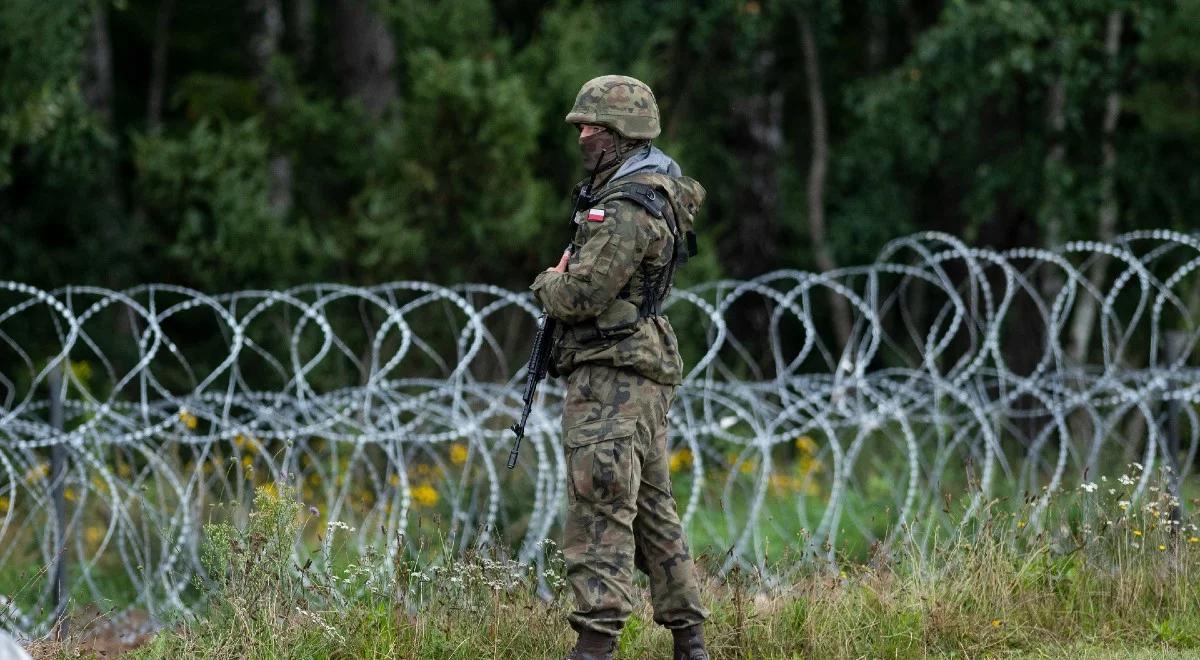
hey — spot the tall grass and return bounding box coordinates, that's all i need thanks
[29,463,1200,659]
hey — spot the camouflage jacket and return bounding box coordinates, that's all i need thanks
[530,167,704,386]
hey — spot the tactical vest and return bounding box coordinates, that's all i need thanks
[561,175,699,346]
[587,179,698,318]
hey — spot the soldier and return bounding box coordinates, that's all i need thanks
[530,75,710,660]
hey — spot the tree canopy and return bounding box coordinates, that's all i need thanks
[1,0,1197,296]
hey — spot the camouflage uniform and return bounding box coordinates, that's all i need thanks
[531,75,709,641]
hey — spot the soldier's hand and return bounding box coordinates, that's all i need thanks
[546,248,571,273]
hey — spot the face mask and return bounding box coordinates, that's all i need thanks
[579,129,618,171]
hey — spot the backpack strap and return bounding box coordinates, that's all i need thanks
[592,182,668,219]
[591,180,688,318]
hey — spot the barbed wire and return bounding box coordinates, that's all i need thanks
[1,230,1199,637]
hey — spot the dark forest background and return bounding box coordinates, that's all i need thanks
[1,0,1197,322]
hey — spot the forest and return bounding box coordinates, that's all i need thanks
[2,0,1196,301]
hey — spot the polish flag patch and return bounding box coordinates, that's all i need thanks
[586,208,606,222]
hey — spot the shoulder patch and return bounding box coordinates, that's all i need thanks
[586,208,606,222]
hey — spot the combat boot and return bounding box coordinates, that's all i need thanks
[565,629,616,660]
[672,624,709,660]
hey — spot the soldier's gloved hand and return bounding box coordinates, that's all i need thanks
[546,248,571,274]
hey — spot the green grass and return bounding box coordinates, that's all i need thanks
[20,468,1200,660]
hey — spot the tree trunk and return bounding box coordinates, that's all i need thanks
[727,49,782,277]
[82,0,114,125]
[82,0,127,288]
[866,0,889,71]
[898,0,921,51]
[247,0,292,217]
[146,0,176,129]
[333,0,398,120]
[800,12,853,348]
[1039,72,1067,302]
[1067,10,1124,364]
[290,0,317,70]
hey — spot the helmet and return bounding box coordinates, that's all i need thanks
[565,75,660,139]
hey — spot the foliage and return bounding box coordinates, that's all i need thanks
[28,467,1200,658]
[133,118,305,290]
[1,1,1199,414]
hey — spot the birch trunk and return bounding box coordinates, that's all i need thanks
[333,0,398,121]
[248,0,292,217]
[800,13,852,348]
[1067,10,1125,364]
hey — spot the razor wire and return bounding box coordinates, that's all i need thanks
[1,229,1200,637]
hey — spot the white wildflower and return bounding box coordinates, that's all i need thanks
[1079,482,1098,493]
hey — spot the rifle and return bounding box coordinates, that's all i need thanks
[507,150,607,469]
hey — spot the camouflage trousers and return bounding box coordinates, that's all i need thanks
[561,363,708,637]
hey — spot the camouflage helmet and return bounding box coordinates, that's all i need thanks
[565,75,661,140]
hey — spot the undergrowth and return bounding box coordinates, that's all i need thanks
[29,463,1200,659]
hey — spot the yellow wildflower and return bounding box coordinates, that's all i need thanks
[769,473,794,494]
[991,619,1002,628]
[27,463,49,483]
[1133,529,1143,537]
[1017,520,1026,529]
[669,448,693,473]
[798,455,824,476]
[64,487,76,502]
[242,455,254,469]
[1158,544,1167,552]
[412,483,439,507]
[449,443,469,465]
[795,436,818,454]
[70,360,93,382]
[179,410,198,430]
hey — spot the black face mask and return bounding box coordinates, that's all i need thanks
[579,129,618,171]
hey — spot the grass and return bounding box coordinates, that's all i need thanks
[19,461,1200,660]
